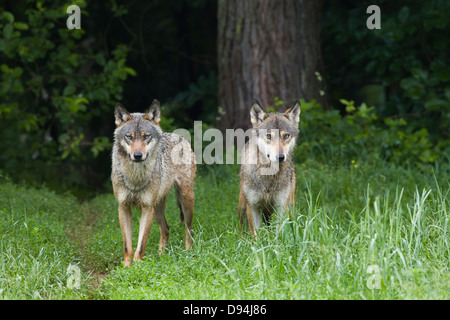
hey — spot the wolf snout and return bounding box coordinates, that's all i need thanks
[133,152,144,161]
[267,153,286,162]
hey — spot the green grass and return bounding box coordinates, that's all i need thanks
[0,159,449,299]
[0,179,92,299]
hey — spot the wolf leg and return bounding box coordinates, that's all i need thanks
[154,198,169,253]
[246,203,261,239]
[180,190,195,250]
[288,178,296,217]
[134,206,155,261]
[238,190,247,234]
[175,181,195,250]
[118,204,133,266]
[273,189,294,232]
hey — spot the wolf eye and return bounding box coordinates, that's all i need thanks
[266,133,272,140]
[143,134,151,140]
[125,133,133,140]
[283,133,290,140]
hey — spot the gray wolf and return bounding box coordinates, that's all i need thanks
[111,99,196,266]
[238,100,300,237]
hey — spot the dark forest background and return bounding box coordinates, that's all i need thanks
[0,0,449,197]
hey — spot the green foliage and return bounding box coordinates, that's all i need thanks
[166,71,218,128]
[0,1,134,189]
[104,0,217,128]
[297,98,445,165]
[267,96,285,113]
[323,0,450,147]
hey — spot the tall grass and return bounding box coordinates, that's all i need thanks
[0,159,448,299]
[96,160,449,299]
[0,181,91,299]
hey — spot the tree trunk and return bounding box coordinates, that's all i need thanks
[217,0,327,131]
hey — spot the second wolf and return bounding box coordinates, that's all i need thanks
[238,100,300,237]
[112,100,196,266]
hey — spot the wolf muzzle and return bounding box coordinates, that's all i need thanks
[132,151,145,162]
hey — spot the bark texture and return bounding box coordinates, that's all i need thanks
[217,0,327,131]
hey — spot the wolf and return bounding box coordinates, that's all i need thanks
[111,99,196,266]
[238,100,300,237]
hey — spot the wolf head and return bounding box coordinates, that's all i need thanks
[250,100,300,163]
[114,99,163,162]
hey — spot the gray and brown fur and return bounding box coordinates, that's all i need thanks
[111,99,196,266]
[238,100,300,237]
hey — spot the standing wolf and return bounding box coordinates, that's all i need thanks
[238,100,300,237]
[111,99,196,266]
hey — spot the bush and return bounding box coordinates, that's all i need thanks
[296,98,446,166]
[0,1,134,192]
[323,0,450,151]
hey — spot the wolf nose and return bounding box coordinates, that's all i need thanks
[133,152,143,160]
[277,154,285,162]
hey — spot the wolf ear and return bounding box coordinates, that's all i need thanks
[250,100,268,127]
[144,99,161,125]
[115,103,132,127]
[284,100,301,124]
